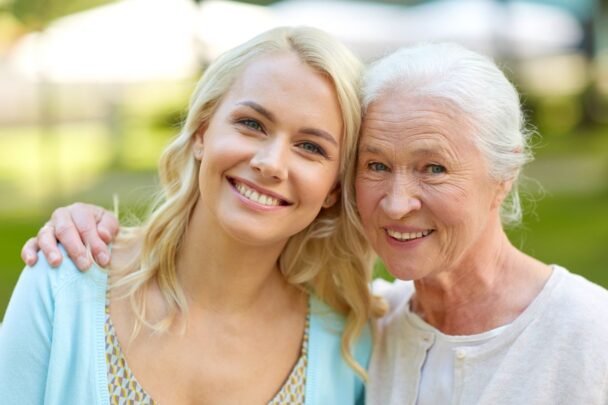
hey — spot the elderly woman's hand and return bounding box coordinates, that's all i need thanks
[21,203,119,271]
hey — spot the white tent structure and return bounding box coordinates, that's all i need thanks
[7,0,204,83]
[271,0,584,61]
[6,0,584,83]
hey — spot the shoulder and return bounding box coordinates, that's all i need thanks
[548,265,608,329]
[550,266,608,317]
[516,266,608,397]
[0,247,107,403]
[16,247,81,298]
[14,246,108,309]
[552,266,608,322]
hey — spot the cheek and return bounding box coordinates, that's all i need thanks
[207,132,252,163]
[429,189,485,254]
[355,179,381,227]
[298,163,339,207]
[354,180,370,218]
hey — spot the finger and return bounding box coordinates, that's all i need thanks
[70,203,109,268]
[52,208,91,270]
[97,210,120,244]
[94,210,119,267]
[21,237,40,267]
[37,223,66,268]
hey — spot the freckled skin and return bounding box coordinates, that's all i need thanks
[355,94,504,282]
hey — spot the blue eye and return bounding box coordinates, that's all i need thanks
[298,142,326,156]
[239,119,264,132]
[368,162,389,172]
[426,164,446,174]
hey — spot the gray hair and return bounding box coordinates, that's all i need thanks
[362,43,533,225]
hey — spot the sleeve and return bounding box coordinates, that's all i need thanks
[0,257,57,403]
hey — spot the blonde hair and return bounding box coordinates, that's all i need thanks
[112,26,386,380]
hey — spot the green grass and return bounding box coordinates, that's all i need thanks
[1,122,607,317]
[0,214,47,317]
[510,189,608,286]
[3,187,607,316]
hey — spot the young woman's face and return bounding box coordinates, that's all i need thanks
[194,52,343,247]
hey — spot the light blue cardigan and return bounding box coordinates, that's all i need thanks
[0,251,371,405]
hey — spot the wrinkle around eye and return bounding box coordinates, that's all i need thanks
[424,164,447,175]
[368,162,390,172]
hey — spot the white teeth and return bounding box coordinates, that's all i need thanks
[234,181,280,206]
[387,229,431,241]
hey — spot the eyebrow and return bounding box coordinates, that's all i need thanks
[238,100,338,147]
[359,144,382,154]
[412,148,444,157]
[238,101,276,123]
[360,144,455,160]
[301,127,338,147]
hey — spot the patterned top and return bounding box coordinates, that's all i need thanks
[105,298,310,405]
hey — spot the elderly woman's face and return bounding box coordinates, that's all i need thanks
[355,94,505,280]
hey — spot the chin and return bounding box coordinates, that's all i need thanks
[384,261,430,281]
[225,227,280,247]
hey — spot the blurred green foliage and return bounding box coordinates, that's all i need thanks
[1,121,608,316]
[0,0,607,318]
[7,0,117,30]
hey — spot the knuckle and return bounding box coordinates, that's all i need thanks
[37,236,52,251]
[52,206,67,219]
[37,223,51,237]
[54,222,73,237]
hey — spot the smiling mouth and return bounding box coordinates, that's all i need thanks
[386,229,434,242]
[228,178,290,207]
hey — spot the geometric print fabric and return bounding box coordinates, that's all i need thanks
[105,296,309,404]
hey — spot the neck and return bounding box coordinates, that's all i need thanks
[176,200,294,315]
[411,217,551,335]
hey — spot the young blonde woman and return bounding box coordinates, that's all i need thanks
[0,26,385,405]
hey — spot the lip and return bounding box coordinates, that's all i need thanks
[383,226,434,248]
[383,225,431,233]
[228,176,292,204]
[227,176,292,211]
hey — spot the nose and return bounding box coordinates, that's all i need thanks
[250,138,289,181]
[380,176,421,220]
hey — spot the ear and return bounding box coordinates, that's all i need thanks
[193,124,207,161]
[491,178,514,210]
[322,183,341,209]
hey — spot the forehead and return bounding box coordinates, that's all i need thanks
[361,92,478,156]
[227,52,336,108]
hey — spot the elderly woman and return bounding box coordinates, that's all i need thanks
[20,43,608,404]
[356,43,608,404]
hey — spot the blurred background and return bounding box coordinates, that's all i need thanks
[0,0,607,315]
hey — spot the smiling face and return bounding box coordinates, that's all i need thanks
[355,94,507,281]
[193,52,343,248]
